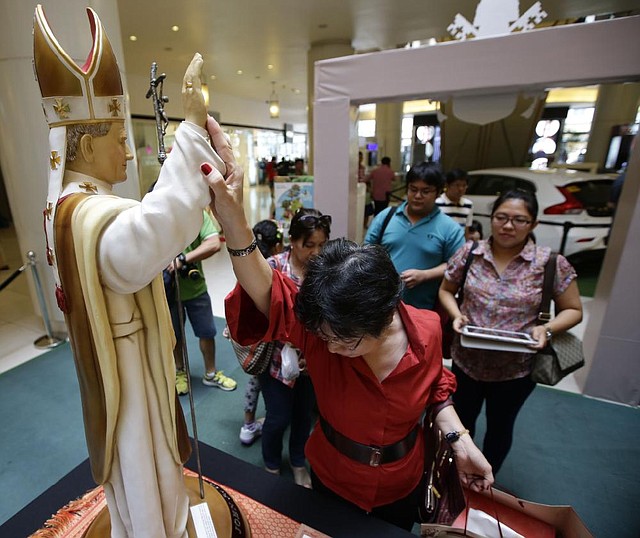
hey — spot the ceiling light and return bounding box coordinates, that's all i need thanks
[209,75,216,80]
[236,70,243,75]
[268,81,280,119]
[129,35,137,42]
[171,25,179,32]
[267,64,274,70]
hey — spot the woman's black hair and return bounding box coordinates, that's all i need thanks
[288,207,331,243]
[491,189,539,220]
[294,238,403,339]
[468,220,483,239]
[252,220,283,258]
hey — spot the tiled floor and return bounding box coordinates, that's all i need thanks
[0,184,589,393]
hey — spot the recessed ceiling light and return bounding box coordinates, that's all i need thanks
[209,75,217,80]
[293,88,301,94]
[236,70,243,75]
[267,64,274,70]
[129,35,137,42]
[171,25,179,32]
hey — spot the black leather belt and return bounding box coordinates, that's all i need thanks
[319,415,419,467]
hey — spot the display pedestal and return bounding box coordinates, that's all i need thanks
[4,441,414,538]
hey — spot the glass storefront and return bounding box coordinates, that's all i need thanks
[131,116,307,196]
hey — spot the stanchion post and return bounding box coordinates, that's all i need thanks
[26,251,66,349]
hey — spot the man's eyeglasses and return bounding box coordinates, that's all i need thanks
[299,214,332,228]
[316,332,364,351]
[407,186,438,197]
[491,213,532,228]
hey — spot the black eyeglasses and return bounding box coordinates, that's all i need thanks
[316,332,364,351]
[298,214,332,228]
[491,213,532,228]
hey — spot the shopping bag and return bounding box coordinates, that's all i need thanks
[422,488,594,538]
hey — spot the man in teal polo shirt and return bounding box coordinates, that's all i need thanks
[364,162,465,310]
[165,210,237,394]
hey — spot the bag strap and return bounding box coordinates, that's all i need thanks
[537,252,558,325]
[462,487,504,538]
[374,206,396,244]
[457,241,478,306]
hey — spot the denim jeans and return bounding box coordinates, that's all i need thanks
[258,371,315,469]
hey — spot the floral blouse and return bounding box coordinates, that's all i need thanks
[444,239,577,381]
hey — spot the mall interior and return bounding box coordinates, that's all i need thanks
[0,1,639,536]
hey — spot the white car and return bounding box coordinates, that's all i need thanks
[465,167,615,258]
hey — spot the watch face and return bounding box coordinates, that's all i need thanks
[445,431,459,443]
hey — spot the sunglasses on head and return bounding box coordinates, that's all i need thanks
[298,214,332,228]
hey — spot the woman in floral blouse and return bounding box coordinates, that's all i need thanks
[439,190,583,474]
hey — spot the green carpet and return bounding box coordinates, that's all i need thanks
[1,317,638,537]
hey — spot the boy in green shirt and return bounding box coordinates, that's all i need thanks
[165,211,237,394]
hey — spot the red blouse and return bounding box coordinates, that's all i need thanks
[226,270,456,511]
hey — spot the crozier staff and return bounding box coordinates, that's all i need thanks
[200,117,494,530]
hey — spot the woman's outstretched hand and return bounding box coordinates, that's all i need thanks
[201,116,245,232]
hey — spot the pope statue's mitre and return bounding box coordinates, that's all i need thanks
[33,4,126,303]
[33,4,124,127]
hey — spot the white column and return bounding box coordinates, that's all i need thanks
[307,40,354,174]
[0,0,137,329]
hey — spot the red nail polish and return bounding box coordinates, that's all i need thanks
[200,163,213,175]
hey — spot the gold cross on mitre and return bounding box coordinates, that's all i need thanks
[50,151,61,170]
[109,98,121,117]
[53,98,71,119]
[79,181,98,194]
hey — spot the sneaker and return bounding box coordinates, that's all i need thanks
[239,417,265,445]
[175,370,189,395]
[202,370,237,391]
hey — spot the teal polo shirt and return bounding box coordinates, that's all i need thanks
[364,202,465,310]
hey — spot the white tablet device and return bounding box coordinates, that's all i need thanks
[461,325,537,354]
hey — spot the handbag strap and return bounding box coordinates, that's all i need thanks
[457,241,478,306]
[537,252,558,325]
[462,487,504,538]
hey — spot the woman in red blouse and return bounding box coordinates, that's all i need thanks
[201,117,493,530]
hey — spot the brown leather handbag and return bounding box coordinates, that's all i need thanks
[418,409,466,524]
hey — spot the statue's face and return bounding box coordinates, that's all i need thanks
[90,122,133,184]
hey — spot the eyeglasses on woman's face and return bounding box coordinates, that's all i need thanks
[316,332,364,351]
[298,214,332,228]
[491,213,532,229]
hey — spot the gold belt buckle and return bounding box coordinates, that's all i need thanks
[369,447,383,467]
